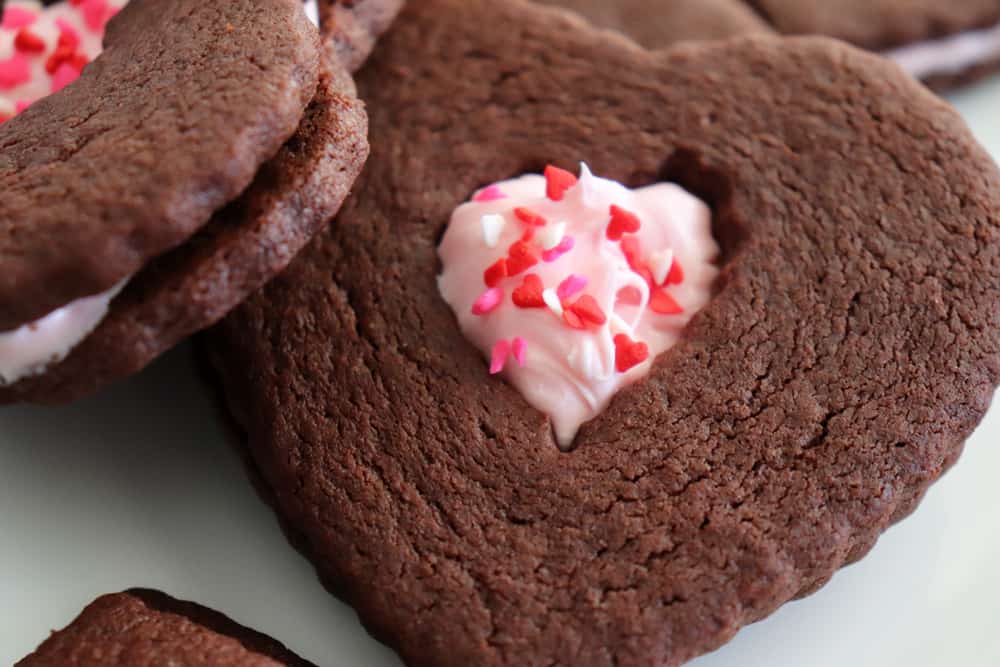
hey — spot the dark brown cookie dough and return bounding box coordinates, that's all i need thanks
[535,0,773,49]
[745,0,1000,51]
[0,52,368,404]
[16,589,315,666]
[0,0,320,331]
[207,1,1000,665]
[317,0,405,71]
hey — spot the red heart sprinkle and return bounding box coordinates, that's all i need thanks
[68,53,89,72]
[544,165,577,201]
[568,294,607,326]
[614,334,650,373]
[607,205,641,241]
[666,259,685,285]
[45,44,74,74]
[512,274,546,308]
[619,236,643,271]
[57,27,80,52]
[14,28,45,53]
[506,240,539,276]
[514,207,547,227]
[650,287,684,315]
[483,258,508,288]
[563,309,586,329]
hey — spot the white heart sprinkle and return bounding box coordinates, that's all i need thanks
[542,288,563,317]
[538,221,567,251]
[480,214,505,248]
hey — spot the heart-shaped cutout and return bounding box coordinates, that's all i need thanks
[440,163,716,445]
[208,1,1000,665]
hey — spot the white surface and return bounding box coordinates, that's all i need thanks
[1,77,999,666]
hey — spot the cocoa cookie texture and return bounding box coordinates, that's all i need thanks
[534,0,774,49]
[16,589,316,667]
[317,0,406,71]
[0,51,369,404]
[744,0,1000,51]
[0,0,320,330]
[206,1,1000,666]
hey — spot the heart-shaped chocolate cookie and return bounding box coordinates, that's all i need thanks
[207,1,1000,665]
[541,0,1000,91]
[535,0,774,49]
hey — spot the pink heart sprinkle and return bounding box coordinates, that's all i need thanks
[1,7,37,30]
[472,287,504,316]
[542,236,575,263]
[15,99,31,114]
[0,54,31,90]
[490,340,511,375]
[473,185,507,203]
[512,337,527,368]
[50,63,80,94]
[80,0,111,32]
[557,275,588,301]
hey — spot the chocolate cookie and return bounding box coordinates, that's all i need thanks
[534,0,773,50]
[316,0,405,71]
[207,1,1000,665]
[0,0,376,402]
[17,589,315,666]
[1,50,368,403]
[744,0,1000,88]
[0,0,318,329]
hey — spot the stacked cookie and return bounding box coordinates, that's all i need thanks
[537,0,1000,90]
[0,0,382,402]
[6,0,1000,666]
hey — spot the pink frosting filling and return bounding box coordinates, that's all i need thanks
[438,165,720,448]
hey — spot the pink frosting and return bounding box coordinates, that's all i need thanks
[885,19,1000,80]
[438,165,720,448]
[0,280,126,385]
[0,0,126,121]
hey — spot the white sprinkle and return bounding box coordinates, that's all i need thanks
[650,249,674,286]
[610,314,632,335]
[538,221,567,251]
[542,288,563,317]
[578,163,597,207]
[303,0,320,27]
[481,214,505,248]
